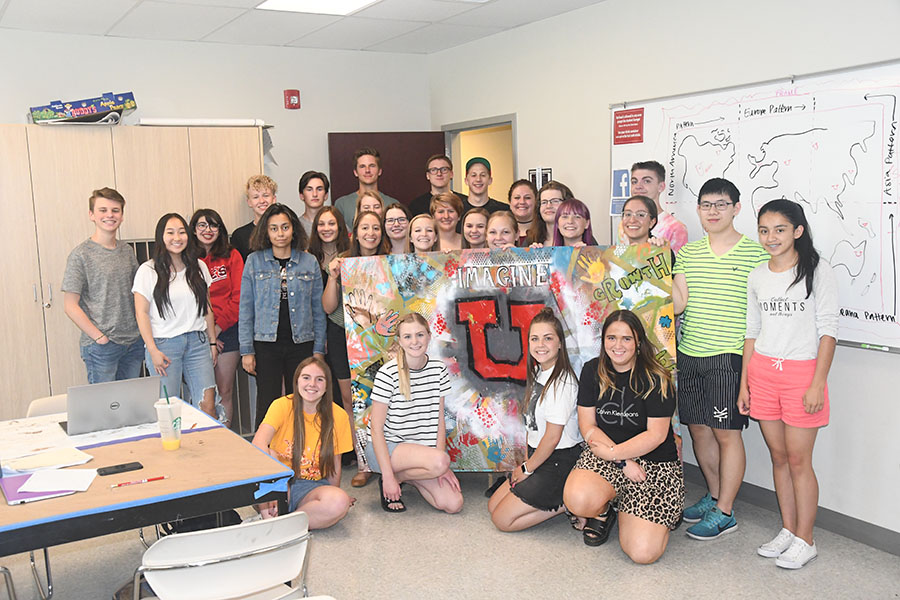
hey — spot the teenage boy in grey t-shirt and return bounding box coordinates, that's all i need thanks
[62,187,143,383]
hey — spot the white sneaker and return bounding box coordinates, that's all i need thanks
[776,537,818,569]
[758,528,795,558]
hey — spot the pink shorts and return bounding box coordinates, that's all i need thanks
[747,352,829,428]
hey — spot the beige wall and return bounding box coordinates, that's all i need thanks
[427,0,900,533]
[458,124,514,204]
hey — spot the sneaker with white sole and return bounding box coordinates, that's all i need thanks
[686,507,737,540]
[776,537,817,569]
[683,492,716,523]
[758,528,795,558]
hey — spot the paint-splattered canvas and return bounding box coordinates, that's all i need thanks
[342,244,676,472]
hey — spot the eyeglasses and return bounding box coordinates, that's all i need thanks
[384,217,408,226]
[698,200,735,211]
[540,198,563,207]
[196,222,220,231]
[427,166,451,175]
[622,210,650,219]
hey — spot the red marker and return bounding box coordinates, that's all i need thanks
[110,475,169,489]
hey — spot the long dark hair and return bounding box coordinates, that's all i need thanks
[527,180,574,245]
[758,199,820,298]
[152,213,208,319]
[595,310,671,400]
[250,203,308,252]
[290,357,337,480]
[189,208,232,259]
[343,210,389,258]
[522,308,576,410]
[307,206,350,267]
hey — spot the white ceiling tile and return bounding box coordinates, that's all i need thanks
[108,1,245,41]
[353,0,476,22]
[204,9,338,45]
[163,0,260,7]
[366,21,500,53]
[442,0,604,29]
[288,16,425,50]
[1,0,139,35]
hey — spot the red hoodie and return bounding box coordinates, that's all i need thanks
[201,248,243,332]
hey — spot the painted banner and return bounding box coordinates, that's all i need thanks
[341,244,677,472]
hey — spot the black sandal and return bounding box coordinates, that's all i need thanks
[379,477,406,513]
[583,507,617,546]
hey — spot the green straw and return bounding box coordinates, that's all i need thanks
[163,385,171,404]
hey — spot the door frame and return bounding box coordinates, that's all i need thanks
[441,113,518,181]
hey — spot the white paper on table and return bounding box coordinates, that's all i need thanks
[6,447,93,472]
[19,468,97,492]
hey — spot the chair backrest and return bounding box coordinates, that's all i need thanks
[26,394,67,417]
[140,511,310,600]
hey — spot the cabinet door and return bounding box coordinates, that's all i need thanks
[27,125,114,394]
[113,127,193,240]
[188,127,262,234]
[0,126,51,418]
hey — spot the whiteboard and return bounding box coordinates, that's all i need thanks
[610,62,900,352]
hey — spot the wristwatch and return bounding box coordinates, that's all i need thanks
[613,460,626,469]
[521,463,533,475]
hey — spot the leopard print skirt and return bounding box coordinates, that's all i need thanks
[574,448,685,529]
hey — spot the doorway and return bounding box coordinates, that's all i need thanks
[444,114,517,204]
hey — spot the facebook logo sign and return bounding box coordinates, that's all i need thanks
[612,169,630,198]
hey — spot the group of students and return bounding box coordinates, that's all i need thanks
[61,149,837,569]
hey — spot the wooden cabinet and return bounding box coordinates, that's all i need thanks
[0,126,50,418]
[0,125,263,419]
[113,127,194,240]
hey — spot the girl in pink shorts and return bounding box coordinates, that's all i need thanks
[738,199,839,570]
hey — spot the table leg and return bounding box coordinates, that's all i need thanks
[0,566,17,600]
[29,549,52,600]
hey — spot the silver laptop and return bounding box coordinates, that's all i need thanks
[62,376,161,435]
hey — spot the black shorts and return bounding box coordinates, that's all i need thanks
[574,448,685,529]
[325,319,351,380]
[511,444,582,511]
[677,351,747,430]
[218,324,239,354]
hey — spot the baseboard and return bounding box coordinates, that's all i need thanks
[682,464,900,556]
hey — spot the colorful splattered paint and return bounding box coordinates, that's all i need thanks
[342,245,677,472]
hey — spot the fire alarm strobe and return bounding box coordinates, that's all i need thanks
[284,90,300,109]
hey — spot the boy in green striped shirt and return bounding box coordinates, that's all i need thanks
[672,178,769,540]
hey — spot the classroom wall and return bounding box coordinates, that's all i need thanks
[0,29,431,219]
[427,0,900,533]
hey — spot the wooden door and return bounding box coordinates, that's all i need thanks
[327,132,447,205]
[113,127,193,240]
[188,127,263,234]
[0,126,51,418]
[27,125,114,394]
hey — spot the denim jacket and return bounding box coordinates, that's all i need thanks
[239,248,326,355]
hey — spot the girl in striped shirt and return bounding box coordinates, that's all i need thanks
[365,313,463,514]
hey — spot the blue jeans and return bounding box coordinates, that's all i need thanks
[146,331,216,408]
[80,338,145,384]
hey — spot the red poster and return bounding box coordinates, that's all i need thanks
[613,108,644,145]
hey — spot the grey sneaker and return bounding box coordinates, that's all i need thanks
[758,528,795,557]
[776,537,817,569]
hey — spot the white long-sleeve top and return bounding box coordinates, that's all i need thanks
[746,259,839,360]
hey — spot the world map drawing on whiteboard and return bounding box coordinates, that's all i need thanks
[613,66,900,349]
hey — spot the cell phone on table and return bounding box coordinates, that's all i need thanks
[97,462,143,476]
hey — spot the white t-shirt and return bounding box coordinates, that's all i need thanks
[525,368,582,449]
[132,259,211,339]
[746,259,839,361]
[368,357,450,446]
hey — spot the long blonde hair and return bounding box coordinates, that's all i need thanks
[595,310,671,400]
[396,313,430,401]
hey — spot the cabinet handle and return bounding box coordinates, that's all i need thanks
[43,283,52,309]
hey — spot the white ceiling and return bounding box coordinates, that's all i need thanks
[0,0,605,54]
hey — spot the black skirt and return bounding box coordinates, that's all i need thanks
[510,444,582,511]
